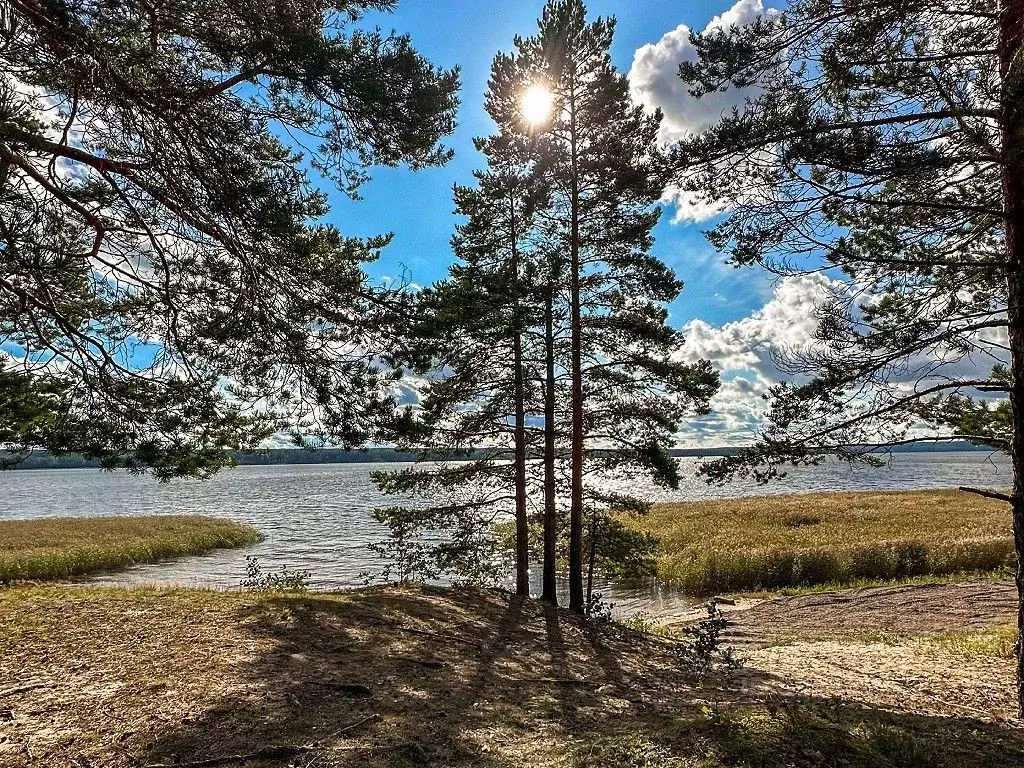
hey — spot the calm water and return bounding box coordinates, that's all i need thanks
[0,451,1011,609]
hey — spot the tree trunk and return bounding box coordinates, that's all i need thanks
[999,0,1024,719]
[585,506,598,611]
[567,84,585,614]
[513,324,529,597]
[510,198,530,598]
[542,282,558,605]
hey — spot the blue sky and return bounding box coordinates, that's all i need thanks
[324,0,777,329]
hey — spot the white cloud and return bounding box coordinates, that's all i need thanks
[629,0,779,224]
[673,272,1010,447]
[677,273,836,375]
[674,273,841,446]
[629,0,776,144]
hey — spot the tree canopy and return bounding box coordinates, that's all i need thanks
[0,0,459,477]
[672,0,1024,713]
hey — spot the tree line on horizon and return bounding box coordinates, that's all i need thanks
[2,0,1024,715]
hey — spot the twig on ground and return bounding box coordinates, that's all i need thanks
[145,745,308,768]
[0,682,46,698]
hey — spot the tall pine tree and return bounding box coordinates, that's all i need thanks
[512,0,718,612]
[373,131,546,591]
[672,0,1024,714]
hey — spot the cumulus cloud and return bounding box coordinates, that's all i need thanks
[672,272,1009,446]
[629,0,779,224]
[677,273,837,374]
[674,273,841,446]
[629,0,776,144]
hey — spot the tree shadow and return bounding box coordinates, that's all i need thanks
[144,586,531,767]
[139,586,1024,768]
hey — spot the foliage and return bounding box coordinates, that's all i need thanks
[0,0,459,478]
[240,555,310,594]
[616,610,673,638]
[671,0,1011,477]
[584,591,614,622]
[366,497,511,587]
[675,601,742,681]
[0,514,261,582]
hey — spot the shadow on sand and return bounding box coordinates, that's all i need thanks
[141,587,1024,767]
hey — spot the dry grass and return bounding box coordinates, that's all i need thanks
[628,489,1013,594]
[1,584,1022,768]
[0,515,262,583]
[923,625,1019,659]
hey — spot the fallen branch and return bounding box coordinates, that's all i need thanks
[327,712,382,737]
[146,745,308,768]
[0,682,46,698]
[959,486,1014,503]
[508,677,597,685]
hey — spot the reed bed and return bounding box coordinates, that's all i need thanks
[0,515,262,583]
[630,489,1013,594]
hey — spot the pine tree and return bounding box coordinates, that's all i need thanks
[0,0,458,477]
[672,0,1024,714]
[373,2,717,608]
[372,134,547,591]
[512,0,718,612]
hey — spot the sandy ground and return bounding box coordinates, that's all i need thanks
[726,579,1020,722]
[0,580,1020,767]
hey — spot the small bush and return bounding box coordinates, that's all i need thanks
[617,610,672,637]
[675,601,742,681]
[240,555,310,593]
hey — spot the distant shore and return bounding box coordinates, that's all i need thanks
[2,440,995,471]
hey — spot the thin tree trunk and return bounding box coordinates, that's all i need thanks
[510,197,529,598]
[585,506,598,611]
[513,325,529,597]
[999,0,1024,719]
[542,283,558,605]
[567,83,585,614]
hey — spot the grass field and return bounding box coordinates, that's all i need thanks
[628,489,1013,595]
[0,515,262,582]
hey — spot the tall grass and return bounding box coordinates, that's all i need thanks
[627,489,1013,595]
[0,515,262,583]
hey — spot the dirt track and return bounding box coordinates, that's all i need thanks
[718,579,1021,723]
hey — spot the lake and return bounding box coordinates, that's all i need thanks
[0,451,1011,610]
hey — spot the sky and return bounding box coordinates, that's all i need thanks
[329,0,779,329]
[322,0,816,446]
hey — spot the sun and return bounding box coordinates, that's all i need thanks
[520,83,554,126]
